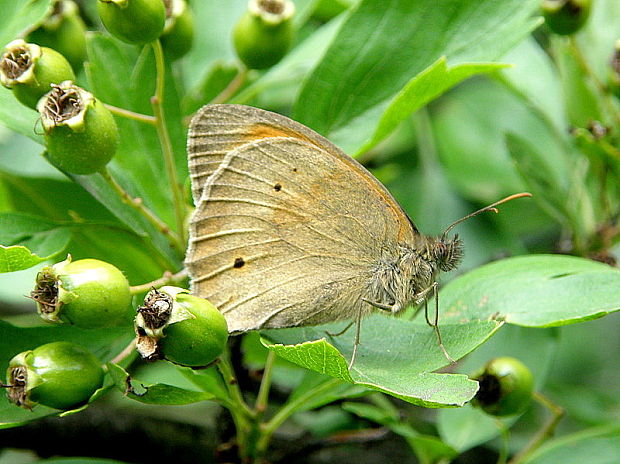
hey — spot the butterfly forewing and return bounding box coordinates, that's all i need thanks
[186,105,417,332]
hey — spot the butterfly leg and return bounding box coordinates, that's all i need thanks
[361,298,399,312]
[422,283,455,364]
[326,320,354,337]
[348,309,362,370]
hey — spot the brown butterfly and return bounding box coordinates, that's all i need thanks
[185,104,529,367]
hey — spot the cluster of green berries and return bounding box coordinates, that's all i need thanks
[0,0,298,174]
[5,257,228,411]
[0,0,195,175]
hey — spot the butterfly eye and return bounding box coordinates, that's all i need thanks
[436,237,463,271]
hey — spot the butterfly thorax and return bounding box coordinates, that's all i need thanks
[367,234,463,314]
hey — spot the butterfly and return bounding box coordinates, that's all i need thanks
[185,104,529,367]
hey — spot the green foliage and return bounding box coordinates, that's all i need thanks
[0,0,619,462]
[107,363,214,405]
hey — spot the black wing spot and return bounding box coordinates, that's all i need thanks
[233,257,245,268]
[292,167,298,173]
[273,183,282,192]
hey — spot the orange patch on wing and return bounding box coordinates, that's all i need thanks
[244,123,320,149]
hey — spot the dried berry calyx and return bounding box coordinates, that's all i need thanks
[32,256,132,328]
[138,287,174,331]
[233,0,295,70]
[38,81,119,174]
[0,45,33,81]
[40,82,86,126]
[0,40,75,109]
[5,342,104,410]
[30,269,59,318]
[135,286,228,367]
[5,365,28,408]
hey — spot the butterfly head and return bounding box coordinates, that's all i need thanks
[433,234,463,272]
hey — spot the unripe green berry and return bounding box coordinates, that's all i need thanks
[0,40,75,109]
[542,0,591,36]
[471,357,535,417]
[38,81,119,175]
[32,256,132,328]
[6,342,104,410]
[98,0,166,44]
[161,0,194,60]
[27,0,87,71]
[233,0,295,70]
[135,286,228,367]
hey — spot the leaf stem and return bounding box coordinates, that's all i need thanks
[508,392,564,464]
[210,65,249,104]
[256,377,342,455]
[99,166,185,255]
[110,339,136,365]
[150,39,187,244]
[215,347,257,459]
[255,351,276,416]
[216,347,256,421]
[129,268,189,294]
[104,103,157,125]
[495,418,510,464]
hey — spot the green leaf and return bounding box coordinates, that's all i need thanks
[0,87,42,144]
[179,365,230,402]
[83,35,171,221]
[0,172,116,223]
[0,245,46,272]
[262,315,502,407]
[181,0,247,89]
[295,0,540,154]
[0,320,133,428]
[0,0,52,47]
[505,133,573,227]
[0,172,174,282]
[555,38,604,129]
[339,59,506,155]
[81,34,183,268]
[343,401,458,464]
[107,363,215,405]
[522,423,620,464]
[440,255,620,327]
[286,370,369,412]
[183,60,240,115]
[0,212,71,261]
[0,400,57,430]
[498,38,567,133]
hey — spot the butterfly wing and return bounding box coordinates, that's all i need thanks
[186,104,416,332]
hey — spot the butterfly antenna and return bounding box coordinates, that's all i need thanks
[440,192,532,240]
